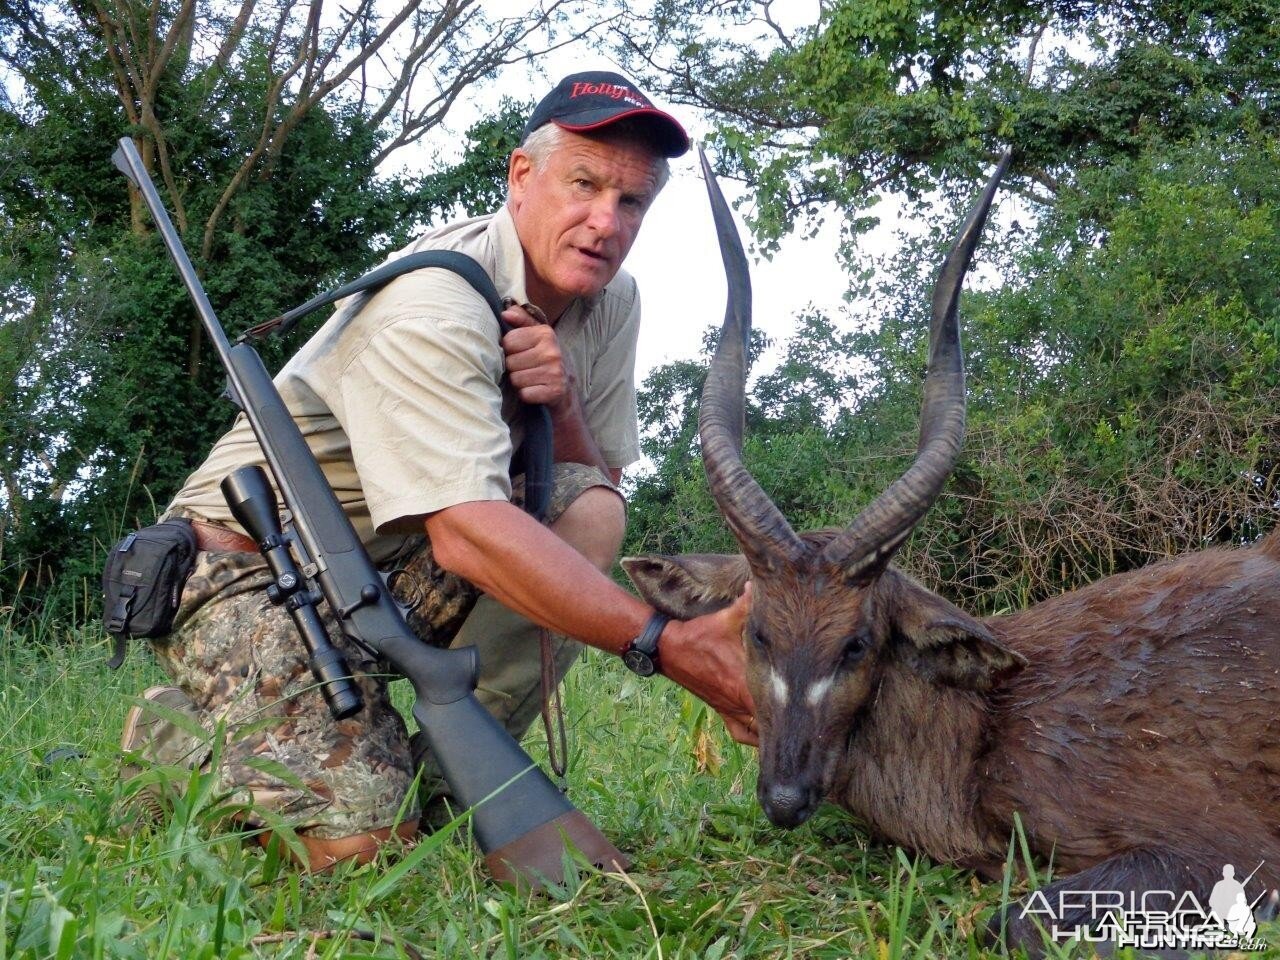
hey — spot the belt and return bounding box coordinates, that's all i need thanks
[191,519,259,554]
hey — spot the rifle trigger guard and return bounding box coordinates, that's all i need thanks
[384,568,424,615]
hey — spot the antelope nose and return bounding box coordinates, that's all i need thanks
[761,783,815,829]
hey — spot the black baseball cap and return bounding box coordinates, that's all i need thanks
[522,71,690,158]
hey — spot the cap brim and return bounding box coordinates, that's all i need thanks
[556,107,690,158]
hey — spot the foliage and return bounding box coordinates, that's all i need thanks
[415,100,533,223]
[927,135,1280,607]
[617,0,1280,612]
[627,130,1280,612]
[620,0,1280,257]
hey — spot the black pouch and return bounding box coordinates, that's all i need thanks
[102,518,199,667]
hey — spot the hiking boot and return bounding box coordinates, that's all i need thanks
[119,685,207,825]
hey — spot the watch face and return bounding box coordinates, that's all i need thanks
[622,648,657,677]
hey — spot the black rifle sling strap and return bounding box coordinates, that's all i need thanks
[241,250,553,522]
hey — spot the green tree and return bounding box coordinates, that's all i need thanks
[622,0,1279,249]
[629,139,1280,610]
[621,0,1280,611]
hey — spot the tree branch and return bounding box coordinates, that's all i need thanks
[0,0,61,66]
[200,0,323,258]
[214,0,257,72]
[92,0,145,109]
[295,0,324,100]
[367,0,470,129]
[1,469,21,527]
[298,0,423,112]
[264,0,293,66]
[34,450,66,504]
[755,0,793,50]
[1024,19,1048,84]
[147,0,195,89]
[146,0,160,65]
[309,0,374,87]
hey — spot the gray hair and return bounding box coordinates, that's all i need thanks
[518,122,671,192]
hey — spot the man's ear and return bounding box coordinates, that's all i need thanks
[887,574,1026,691]
[508,149,532,208]
[620,554,750,619]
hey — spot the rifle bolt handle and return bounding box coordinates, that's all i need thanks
[337,583,381,619]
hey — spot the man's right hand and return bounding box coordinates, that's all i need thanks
[658,586,758,746]
[501,302,571,411]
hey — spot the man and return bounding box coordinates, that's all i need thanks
[122,71,755,868]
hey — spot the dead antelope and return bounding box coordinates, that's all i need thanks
[626,151,1280,951]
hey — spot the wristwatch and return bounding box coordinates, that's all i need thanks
[622,612,669,677]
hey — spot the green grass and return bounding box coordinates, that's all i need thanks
[1,619,1275,959]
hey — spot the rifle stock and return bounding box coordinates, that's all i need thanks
[112,136,627,886]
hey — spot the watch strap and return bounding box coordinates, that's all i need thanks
[622,611,669,677]
[634,612,667,654]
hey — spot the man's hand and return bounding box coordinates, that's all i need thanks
[502,303,572,413]
[502,301,614,476]
[659,586,758,747]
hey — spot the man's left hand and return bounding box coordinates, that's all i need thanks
[659,585,759,747]
[502,303,573,412]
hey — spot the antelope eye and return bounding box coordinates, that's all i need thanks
[838,631,873,669]
[749,629,771,652]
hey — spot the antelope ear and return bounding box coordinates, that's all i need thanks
[888,575,1026,691]
[621,554,750,619]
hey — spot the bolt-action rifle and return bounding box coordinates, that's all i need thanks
[111,136,625,886]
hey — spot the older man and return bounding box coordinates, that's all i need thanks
[122,71,754,867]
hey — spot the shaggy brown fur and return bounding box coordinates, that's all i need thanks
[625,529,1280,953]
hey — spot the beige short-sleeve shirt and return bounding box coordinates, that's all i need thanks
[167,205,641,562]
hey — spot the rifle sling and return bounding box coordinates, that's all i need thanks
[240,250,553,523]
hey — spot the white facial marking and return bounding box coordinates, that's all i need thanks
[806,676,835,707]
[769,669,789,705]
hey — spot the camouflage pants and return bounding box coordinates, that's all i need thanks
[146,463,614,839]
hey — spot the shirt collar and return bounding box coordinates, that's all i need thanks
[488,204,528,305]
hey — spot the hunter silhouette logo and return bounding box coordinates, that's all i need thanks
[1020,861,1271,952]
[1210,863,1263,938]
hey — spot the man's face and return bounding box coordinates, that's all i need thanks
[507,129,661,318]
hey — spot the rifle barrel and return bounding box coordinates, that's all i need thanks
[111,141,235,362]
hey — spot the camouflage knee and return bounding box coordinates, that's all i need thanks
[146,550,418,839]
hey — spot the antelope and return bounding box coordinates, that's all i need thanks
[625,151,1280,952]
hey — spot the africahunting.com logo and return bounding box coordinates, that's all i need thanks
[1020,862,1270,952]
